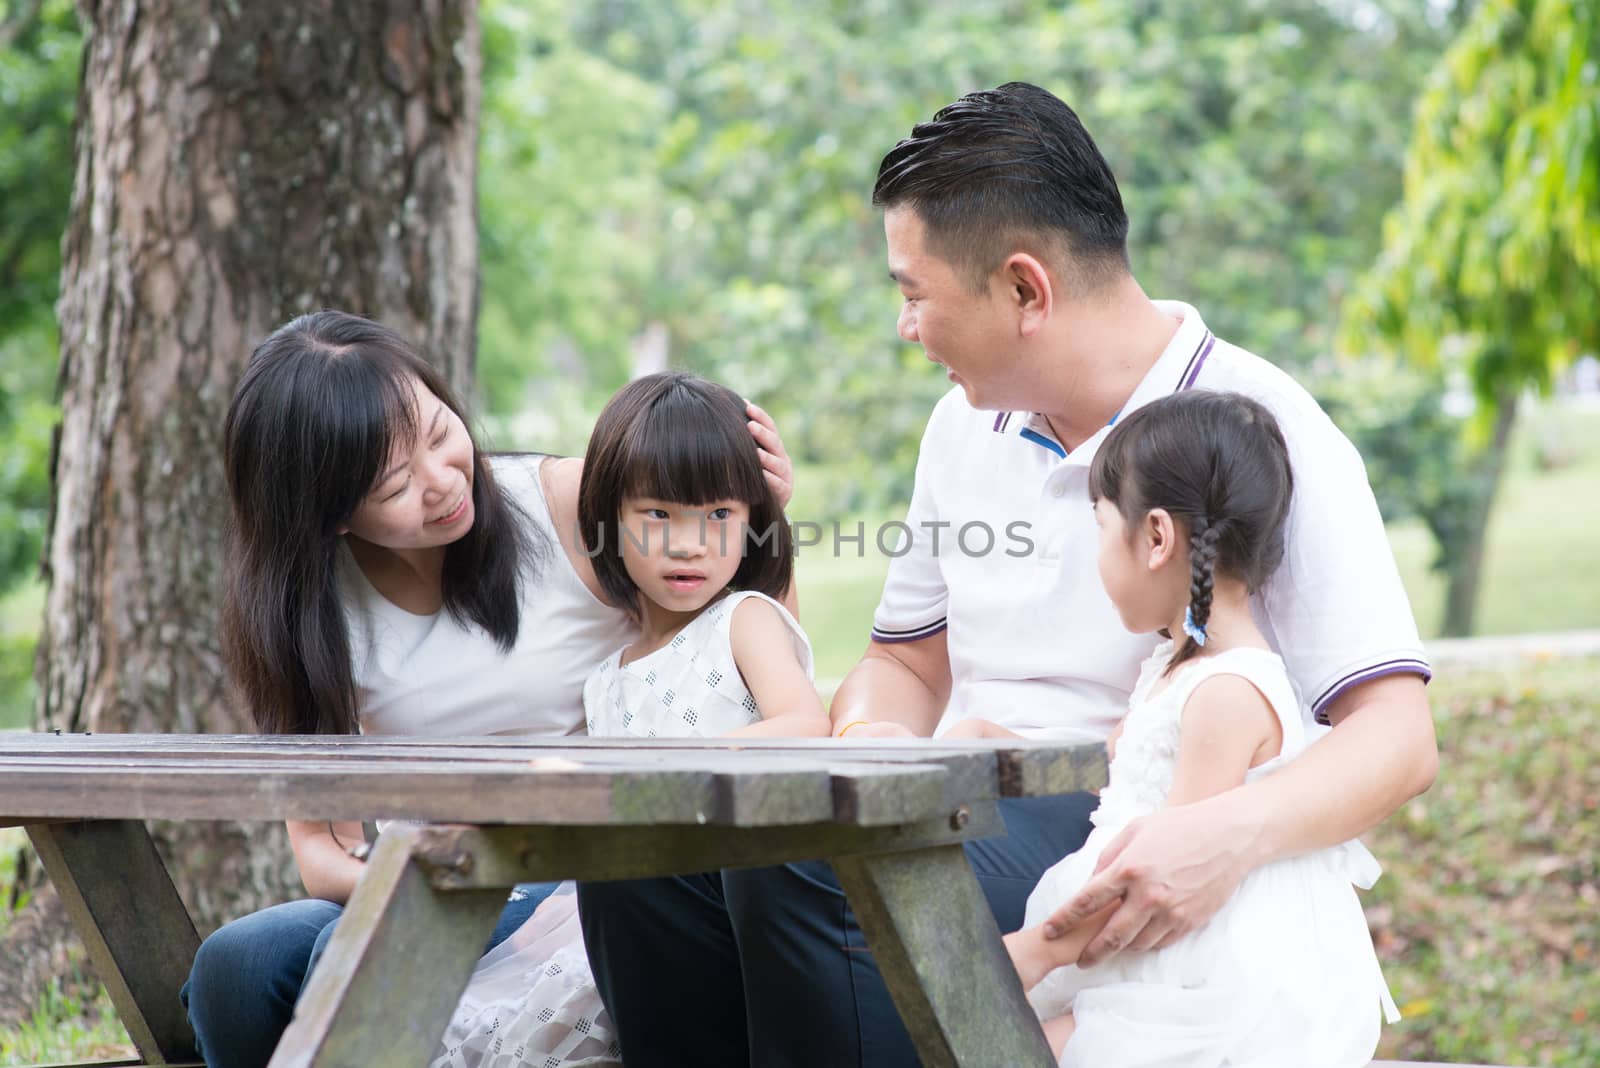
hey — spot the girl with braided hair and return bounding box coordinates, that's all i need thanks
[998,389,1399,1067]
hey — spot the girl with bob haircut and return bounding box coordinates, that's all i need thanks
[430,373,826,1067]
[996,390,1399,1066]
[578,369,795,615]
[184,314,796,1068]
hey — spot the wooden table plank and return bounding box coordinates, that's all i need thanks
[410,803,1004,886]
[0,756,958,827]
[0,733,1107,806]
[25,821,201,1065]
[0,734,1111,1068]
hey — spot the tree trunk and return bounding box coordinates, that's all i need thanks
[22,0,481,961]
[1439,389,1518,637]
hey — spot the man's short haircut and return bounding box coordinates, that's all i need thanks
[873,81,1130,293]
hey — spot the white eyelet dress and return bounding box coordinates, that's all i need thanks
[1023,641,1401,1068]
[429,591,812,1068]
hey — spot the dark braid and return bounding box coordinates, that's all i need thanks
[1172,520,1224,671]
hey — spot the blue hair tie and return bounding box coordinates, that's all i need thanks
[1183,606,1208,647]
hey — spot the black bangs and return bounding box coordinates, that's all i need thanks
[619,381,769,508]
[322,347,423,516]
[578,370,793,619]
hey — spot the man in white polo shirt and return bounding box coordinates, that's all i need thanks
[577,82,1438,1067]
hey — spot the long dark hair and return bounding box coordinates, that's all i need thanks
[578,371,792,619]
[1088,391,1293,674]
[222,311,540,735]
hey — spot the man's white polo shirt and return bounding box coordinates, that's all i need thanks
[871,300,1430,744]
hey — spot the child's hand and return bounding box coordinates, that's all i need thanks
[745,401,794,508]
[837,720,918,739]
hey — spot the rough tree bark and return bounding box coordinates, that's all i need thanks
[3,0,482,1020]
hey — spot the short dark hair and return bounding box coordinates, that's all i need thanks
[222,310,540,735]
[873,81,1129,292]
[1088,390,1293,674]
[579,372,792,618]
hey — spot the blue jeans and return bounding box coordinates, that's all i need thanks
[576,792,1098,1067]
[180,882,557,1068]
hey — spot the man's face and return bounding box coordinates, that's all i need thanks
[885,207,1017,410]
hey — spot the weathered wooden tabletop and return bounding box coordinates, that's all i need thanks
[1,733,1108,1068]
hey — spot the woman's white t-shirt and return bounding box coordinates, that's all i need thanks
[340,454,633,738]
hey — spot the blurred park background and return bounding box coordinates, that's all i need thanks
[1,0,1596,1063]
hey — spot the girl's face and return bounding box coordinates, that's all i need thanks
[342,377,476,552]
[618,496,752,617]
[1094,497,1184,634]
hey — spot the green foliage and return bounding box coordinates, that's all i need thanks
[0,0,73,584]
[475,0,1455,510]
[0,975,131,1064]
[1340,0,1598,632]
[1345,0,1599,407]
[1317,361,1490,578]
[1367,658,1600,1065]
[0,0,77,343]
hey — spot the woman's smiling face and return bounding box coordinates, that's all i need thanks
[341,376,477,551]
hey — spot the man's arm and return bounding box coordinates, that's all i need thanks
[1043,672,1435,965]
[827,631,952,737]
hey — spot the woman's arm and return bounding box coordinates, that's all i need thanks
[286,818,369,903]
[726,598,831,738]
[744,401,801,620]
[744,401,793,508]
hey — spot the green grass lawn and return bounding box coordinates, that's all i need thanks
[1367,657,1600,1066]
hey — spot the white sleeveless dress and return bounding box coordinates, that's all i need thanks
[1024,641,1400,1068]
[429,592,813,1068]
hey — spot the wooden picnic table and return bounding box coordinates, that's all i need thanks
[0,731,1108,1068]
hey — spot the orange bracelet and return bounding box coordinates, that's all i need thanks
[837,720,872,737]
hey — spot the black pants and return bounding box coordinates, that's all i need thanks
[576,792,1098,1067]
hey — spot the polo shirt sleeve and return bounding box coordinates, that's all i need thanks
[870,400,952,645]
[1258,392,1431,724]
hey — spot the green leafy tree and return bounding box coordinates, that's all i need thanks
[1343,0,1599,635]
[0,0,77,727]
[476,0,1453,510]
[0,0,76,598]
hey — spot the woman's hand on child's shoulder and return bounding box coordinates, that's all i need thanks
[744,401,794,508]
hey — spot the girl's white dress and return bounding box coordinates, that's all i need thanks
[1024,641,1400,1068]
[429,591,812,1068]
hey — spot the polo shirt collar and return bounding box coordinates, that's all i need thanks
[997,300,1216,465]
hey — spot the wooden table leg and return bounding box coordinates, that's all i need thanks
[833,844,1055,1068]
[267,825,510,1068]
[25,820,201,1065]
